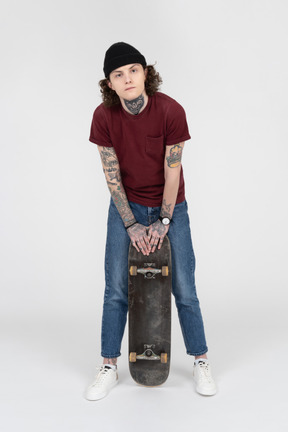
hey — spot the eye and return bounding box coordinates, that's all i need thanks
[131,68,137,73]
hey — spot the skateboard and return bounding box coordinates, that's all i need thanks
[128,235,172,386]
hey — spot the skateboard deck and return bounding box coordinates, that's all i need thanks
[128,235,172,386]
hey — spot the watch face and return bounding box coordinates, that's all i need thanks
[162,217,170,225]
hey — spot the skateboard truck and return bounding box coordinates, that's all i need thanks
[130,265,169,279]
[129,345,168,363]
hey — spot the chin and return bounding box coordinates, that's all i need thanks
[126,91,142,101]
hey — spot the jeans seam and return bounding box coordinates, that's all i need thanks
[104,240,110,301]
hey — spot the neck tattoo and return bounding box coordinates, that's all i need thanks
[124,94,144,115]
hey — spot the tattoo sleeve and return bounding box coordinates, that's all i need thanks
[98,146,136,227]
[160,142,184,219]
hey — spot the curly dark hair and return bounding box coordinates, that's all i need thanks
[98,65,162,107]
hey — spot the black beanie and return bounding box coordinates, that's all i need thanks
[103,42,147,78]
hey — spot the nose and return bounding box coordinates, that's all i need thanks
[125,73,132,84]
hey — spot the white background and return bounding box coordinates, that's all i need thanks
[1,0,287,431]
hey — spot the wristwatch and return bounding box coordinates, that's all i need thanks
[159,215,171,226]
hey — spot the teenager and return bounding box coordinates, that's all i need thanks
[85,42,217,400]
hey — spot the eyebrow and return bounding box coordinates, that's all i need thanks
[111,64,138,74]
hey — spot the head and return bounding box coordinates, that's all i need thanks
[108,62,148,103]
[99,42,162,107]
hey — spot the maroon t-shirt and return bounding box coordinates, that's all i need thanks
[89,92,191,206]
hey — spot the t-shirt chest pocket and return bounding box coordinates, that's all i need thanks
[145,135,164,159]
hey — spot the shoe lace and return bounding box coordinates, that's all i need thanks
[91,366,112,387]
[198,361,213,383]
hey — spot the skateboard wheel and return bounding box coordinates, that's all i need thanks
[129,352,137,362]
[130,266,137,276]
[162,266,169,276]
[161,353,168,363]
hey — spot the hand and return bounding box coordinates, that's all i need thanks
[147,220,169,253]
[127,223,151,256]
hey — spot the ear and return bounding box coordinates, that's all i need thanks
[144,67,148,80]
[107,79,113,90]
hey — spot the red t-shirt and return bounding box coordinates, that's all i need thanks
[89,92,191,206]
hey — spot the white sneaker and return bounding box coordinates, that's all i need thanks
[84,365,118,401]
[193,360,217,396]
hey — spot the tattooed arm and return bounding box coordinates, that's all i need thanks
[161,142,184,218]
[98,146,151,255]
[98,146,135,226]
[148,142,184,252]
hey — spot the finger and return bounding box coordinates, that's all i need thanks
[152,238,158,252]
[143,238,150,255]
[147,227,153,241]
[158,237,164,249]
[147,233,151,242]
[143,234,152,251]
[135,239,143,253]
[152,237,159,253]
[132,241,140,252]
[131,238,139,251]
[141,237,150,255]
[139,238,149,255]
[153,236,159,246]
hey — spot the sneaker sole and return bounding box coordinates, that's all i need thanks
[84,379,118,401]
[195,386,217,396]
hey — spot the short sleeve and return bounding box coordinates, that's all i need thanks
[89,105,113,147]
[165,102,191,146]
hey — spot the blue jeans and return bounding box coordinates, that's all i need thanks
[101,198,208,358]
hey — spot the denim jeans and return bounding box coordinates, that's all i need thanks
[101,198,208,358]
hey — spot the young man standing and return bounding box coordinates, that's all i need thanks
[85,42,217,400]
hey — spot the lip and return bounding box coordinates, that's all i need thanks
[125,87,135,91]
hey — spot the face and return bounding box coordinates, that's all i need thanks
[108,64,147,101]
